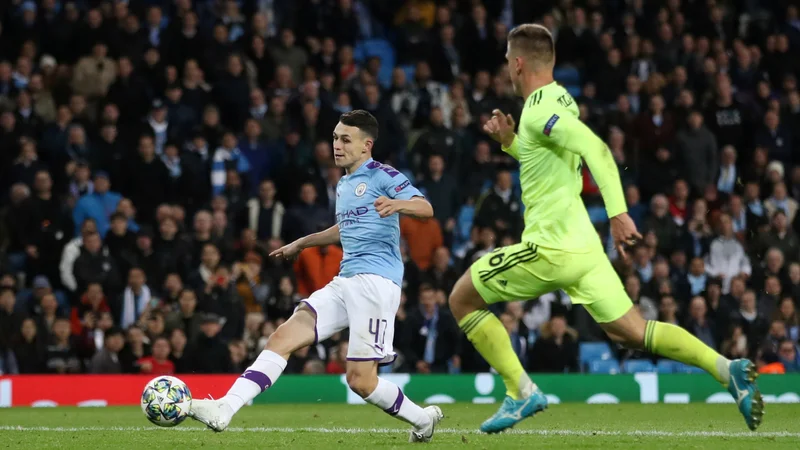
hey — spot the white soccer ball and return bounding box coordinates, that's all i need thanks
[141,376,192,427]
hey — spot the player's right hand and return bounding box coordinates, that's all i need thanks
[269,240,303,260]
[610,213,643,260]
[483,109,516,147]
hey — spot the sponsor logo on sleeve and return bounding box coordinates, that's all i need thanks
[543,114,560,136]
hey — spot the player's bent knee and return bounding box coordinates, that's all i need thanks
[448,272,485,321]
[264,306,317,357]
[345,368,379,398]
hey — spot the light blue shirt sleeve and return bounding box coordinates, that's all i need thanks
[381,170,424,201]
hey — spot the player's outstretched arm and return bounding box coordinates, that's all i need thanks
[269,224,341,259]
[548,114,642,256]
[374,196,433,219]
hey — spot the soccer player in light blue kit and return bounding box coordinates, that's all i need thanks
[190,110,444,442]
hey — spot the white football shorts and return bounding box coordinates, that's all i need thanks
[298,274,400,366]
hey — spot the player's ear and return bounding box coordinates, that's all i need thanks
[363,138,373,154]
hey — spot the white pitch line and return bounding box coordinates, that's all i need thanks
[0,426,798,438]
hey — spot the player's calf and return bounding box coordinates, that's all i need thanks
[348,360,442,442]
[190,307,317,431]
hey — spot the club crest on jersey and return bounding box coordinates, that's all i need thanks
[543,114,559,136]
[354,182,367,197]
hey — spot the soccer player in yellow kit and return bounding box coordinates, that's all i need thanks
[448,24,764,433]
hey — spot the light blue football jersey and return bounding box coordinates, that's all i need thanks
[335,158,424,287]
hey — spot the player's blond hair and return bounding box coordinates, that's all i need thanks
[507,24,555,68]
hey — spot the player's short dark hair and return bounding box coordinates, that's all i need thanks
[339,109,379,141]
[507,24,555,66]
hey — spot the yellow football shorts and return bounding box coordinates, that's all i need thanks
[470,241,633,323]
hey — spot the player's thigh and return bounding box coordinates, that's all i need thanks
[299,277,350,344]
[563,254,634,324]
[469,242,565,306]
[342,274,400,366]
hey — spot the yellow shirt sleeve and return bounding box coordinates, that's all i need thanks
[541,113,628,218]
[501,136,520,160]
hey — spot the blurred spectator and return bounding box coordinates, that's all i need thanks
[403,284,459,373]
[137,336,175,375]
[294,242,342,298]
[88,327,125,374]
[528,314,579,373]
[71,171,121,238]
[706,213,752,293]
[0,0,799,377]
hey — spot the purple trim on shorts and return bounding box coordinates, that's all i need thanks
[346,353,397,367]
[241,370,272,392]
[378,353,398,367]
[297,300,319,344]
[383,388,405,416]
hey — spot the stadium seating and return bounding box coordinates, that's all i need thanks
[656,359,681,374]
[579,342,613,366]
[589,359,620,374]
[623,359,656,373]
[354,38,396,87]
[676,363,706,374]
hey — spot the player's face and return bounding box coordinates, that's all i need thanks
[332,122,371,171]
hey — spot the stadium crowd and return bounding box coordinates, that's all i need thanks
[1,0,800,377]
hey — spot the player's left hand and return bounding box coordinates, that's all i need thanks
[610,213,642,259]
[374,196,399,218]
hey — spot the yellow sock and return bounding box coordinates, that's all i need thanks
[645,321,730,385]
[460,309,533,399]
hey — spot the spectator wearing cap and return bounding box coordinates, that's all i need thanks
[122,134,169,225]
[23,274,67,316]
[71,42,116,103]
[72,170,122,238]
[164,84,197,138]
[185,312,232,373]
[67,161,93,202]
[136,99,176,156]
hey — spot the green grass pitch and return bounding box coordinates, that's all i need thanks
[1,403,799,449]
